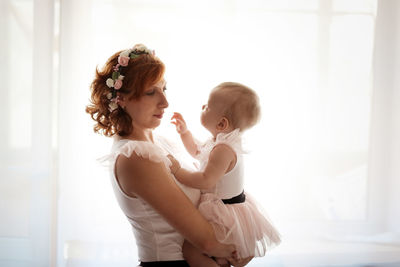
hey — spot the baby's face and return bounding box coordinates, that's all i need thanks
[200,89,235,135]
[200,93,223,136]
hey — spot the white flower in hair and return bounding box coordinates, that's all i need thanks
[134,44,147,51]
[145,48,153,54]
[120,49,132,58]
[118,75,124,80]
[106,92,112,99]
[106,78,114,88]
[109,101,118,112]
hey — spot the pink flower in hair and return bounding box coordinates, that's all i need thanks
[118,56,130,66]
[113,64,120,72]
[114,79,123,90]
[115,94,122,104]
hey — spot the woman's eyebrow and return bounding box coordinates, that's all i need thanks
[154,84,167,90]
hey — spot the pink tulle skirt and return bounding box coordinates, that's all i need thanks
[198,192,281,258]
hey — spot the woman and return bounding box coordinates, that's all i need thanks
[86,44,251,266]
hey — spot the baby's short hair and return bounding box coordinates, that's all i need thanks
[212,82,261,131]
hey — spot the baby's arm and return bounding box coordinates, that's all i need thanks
[170,144,236,189]
[171,112,200,157]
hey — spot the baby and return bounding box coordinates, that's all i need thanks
[170,82,281,266]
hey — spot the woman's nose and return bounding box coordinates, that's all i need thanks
[159,91,169,108]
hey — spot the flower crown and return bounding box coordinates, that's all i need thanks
[106,44,154,112]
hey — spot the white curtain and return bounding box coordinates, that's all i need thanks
[1,0,56,266]
[1,0,400,266]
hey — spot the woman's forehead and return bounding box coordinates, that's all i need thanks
[153,78,166,88]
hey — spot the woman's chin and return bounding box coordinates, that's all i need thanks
[151,119,162,128]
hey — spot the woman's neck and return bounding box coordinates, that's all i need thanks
[123,128,154,143]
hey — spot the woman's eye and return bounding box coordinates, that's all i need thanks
[145,90,155,95]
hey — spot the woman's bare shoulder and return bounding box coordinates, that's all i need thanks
[115,151,169,197]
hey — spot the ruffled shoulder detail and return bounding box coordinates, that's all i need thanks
[214,128,244,155]
[98,139,171,168]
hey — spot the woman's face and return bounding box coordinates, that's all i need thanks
[123,78,168,131]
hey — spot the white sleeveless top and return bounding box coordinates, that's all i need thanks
[196,129,245,199]
[101,135,201,262]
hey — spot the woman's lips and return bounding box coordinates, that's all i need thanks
[154,113,163,119]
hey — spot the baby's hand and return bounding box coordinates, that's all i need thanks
[167,154,181,176]
[171,112,188,134]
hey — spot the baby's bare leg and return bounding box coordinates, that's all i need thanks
[182,240,219,267]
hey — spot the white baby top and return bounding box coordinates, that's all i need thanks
[102,135,201,262]
[196,129,245,199]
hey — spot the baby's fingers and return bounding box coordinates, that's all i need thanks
[167,154,181,174]
[174,118,185,125]
[171,112,181,120]
[172,112,185,122]
[167,154,178,164]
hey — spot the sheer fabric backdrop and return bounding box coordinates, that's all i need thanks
[1,0,400,266]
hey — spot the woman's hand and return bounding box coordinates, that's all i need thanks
[171,112,188,134]
[205,241,237,260]
[167,154,181,176]
[227,256,253,267]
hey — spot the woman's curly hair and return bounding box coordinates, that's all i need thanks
[86,49,165,137]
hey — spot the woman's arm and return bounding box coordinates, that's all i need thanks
[115,152,235,258]
[172,144,236,190]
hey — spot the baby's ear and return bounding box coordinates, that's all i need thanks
[217,117,230,131]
